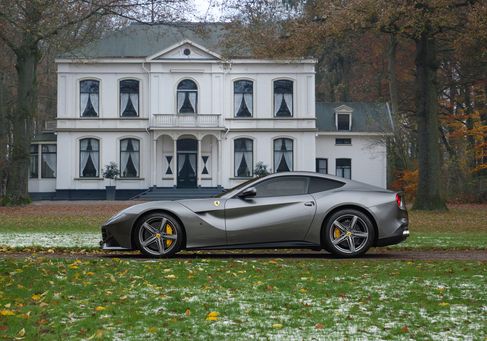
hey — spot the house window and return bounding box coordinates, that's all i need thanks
[80,80,99,117]
[234,138,253,177]
[336,113,351,131]
[177,79,197,114]
[274,138,293,172]
[29,145,38,178]
[336,158,351,179]
[335,138,352,145]
[41,144,57,178]
[234,80,253,117]
[273,80,293,117]
[120,138,140,178]
[120,80,139,117]
[316,158,328,174]
[80,138,99,177]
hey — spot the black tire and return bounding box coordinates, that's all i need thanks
[323,209,375,258]
[135,212,183,257]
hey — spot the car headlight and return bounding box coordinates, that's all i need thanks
[105,209,129,225]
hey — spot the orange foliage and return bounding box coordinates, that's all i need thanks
[390,169,419,202]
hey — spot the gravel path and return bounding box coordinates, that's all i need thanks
[1,249,486,261]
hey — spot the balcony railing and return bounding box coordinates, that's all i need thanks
[150,114,222,128]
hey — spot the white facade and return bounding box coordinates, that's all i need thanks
[28,37,389,196]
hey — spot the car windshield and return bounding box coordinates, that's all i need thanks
[213,176,263,198]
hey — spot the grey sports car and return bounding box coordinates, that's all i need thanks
[101,172,409,257]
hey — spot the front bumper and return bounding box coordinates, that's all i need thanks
[100,218,135,250]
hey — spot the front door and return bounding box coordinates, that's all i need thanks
[177,138,197,188]
[224,176,316,245]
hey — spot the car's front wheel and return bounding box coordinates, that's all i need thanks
[323,209,375,257]
[135,213,183,257]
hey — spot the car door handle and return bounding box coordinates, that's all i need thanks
[304,201,315,207]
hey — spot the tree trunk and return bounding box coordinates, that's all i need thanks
[0,73,8,198]
[5,42,39,205]
[412,33,446,210]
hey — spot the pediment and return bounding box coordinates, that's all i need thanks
[147,40,221,61]
[334,105,354,113]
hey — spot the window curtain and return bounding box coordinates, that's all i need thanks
[80,80,99,117]
[234,139,253,177]
[188,93,197,112]
[178,154,185,174]
[80,139,99,177]
[177,92,185,113]
[41,145,57,178]
[274,139,293,172]
[120,93,129,114]
[273,80,293,117]
[120,139,139,177]
[188,154,196,174]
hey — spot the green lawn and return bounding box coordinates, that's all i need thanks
[0,257,486,340]
[0,203,485,250]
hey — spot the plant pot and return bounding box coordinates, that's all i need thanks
[106,186,116,201]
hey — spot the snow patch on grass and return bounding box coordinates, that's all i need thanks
[0,232,100,248]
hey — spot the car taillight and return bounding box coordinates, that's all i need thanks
[395,193,402,208]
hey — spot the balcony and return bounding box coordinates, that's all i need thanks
[150,114,222,129]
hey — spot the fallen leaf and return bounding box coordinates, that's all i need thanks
[401,325,409,333]
[272,323,283,329]
[439,302,450,307]
[31,294,42,301]
[206,311,219,321]
[0,309,15,316]
[185,308,191,316]
[315,323,324,330]
[148,327,157,333]
[95,306,106,311]
[17,328,26,337]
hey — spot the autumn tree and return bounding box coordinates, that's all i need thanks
[0,0,190,205]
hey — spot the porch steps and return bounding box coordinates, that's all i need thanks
[131,187,223,201]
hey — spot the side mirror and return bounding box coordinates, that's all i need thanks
[238,187,256,199]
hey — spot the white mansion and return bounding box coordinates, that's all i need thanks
[28,23,392,200]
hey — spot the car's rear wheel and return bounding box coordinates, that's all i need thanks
[323,209,375,257]
[135,213,183,257]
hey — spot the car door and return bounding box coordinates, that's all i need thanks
[224,176,317,245]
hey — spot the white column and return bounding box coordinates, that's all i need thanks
[152,138,157,186]
[197,138,202,187]
[172,138,177,187]
[217,138,222,187]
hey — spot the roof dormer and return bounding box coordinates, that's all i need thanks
[334,105,353,131]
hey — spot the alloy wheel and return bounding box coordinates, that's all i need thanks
[329,214,369,254]
[138,216,178,256]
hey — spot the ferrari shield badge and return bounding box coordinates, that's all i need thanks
[213,200,221,207]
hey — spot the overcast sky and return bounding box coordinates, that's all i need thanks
[191,0,226,21]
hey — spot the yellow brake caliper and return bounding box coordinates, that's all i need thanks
[165,224,173,247]
[334,227,341,239]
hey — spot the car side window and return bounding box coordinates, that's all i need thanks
[253,177,308,197]
[308,177,344,194]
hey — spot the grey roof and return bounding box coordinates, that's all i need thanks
[32,132,57,142]
[316,102,393,133]
[59,22,234,59]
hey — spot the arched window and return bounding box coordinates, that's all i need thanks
[273,80,293,117]
[234,138,253,177]
[120,138,140,178]
[120,80,139,117]
[80,138,100,177]
[80,80,99,117]
[274,138,293,172]
[234,80,253,117]
[177,79,197,114]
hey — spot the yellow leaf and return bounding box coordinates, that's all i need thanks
[299,288,307,293]
[272,323,283,329]
[0,309,15,316]
[95,306,106,311]
[17,328,25,337]
[31,294,42,301]
[86,272,95,276]
[68,264,78,270]
[148,327,157,333]
[206,311,219,321]
[165,274,176,279]
[439,302,450,307]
